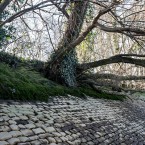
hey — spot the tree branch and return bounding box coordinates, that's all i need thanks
[96,22,145,36]
[78,54,145,71]
[0,1,68,27]
[50,0,69,19]
[85,73,145,81]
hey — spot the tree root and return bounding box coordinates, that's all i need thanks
[80,79,133,101]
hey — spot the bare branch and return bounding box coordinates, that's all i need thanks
[96,22,145,36]
[78,54,145,71]
[50,0,69,19]
[86,73,145,81]
[0,0,69,27]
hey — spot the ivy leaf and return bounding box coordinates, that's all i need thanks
[6,35,11,41]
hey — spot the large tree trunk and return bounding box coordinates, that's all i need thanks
[46,1,88,87]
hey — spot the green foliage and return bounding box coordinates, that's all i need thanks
[0,25,15,47]
[0,51,45,72]
[0,10,15,48]
[0,51,19,64]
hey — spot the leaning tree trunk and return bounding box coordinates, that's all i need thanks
[46,1,88,87]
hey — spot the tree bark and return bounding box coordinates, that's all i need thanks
[85,73,145,81]
[78,54,145,72]
[46,1,88,87]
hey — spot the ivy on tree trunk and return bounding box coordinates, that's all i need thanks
[47,1,88,87]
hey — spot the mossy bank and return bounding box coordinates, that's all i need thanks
[0,52,126,101]
[0,62,126,101]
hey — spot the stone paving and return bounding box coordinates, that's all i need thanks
[0,95,145,145]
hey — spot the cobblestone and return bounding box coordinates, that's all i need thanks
[0,132,12,140]
[0,95,145,144]
[32,128,45,134]
[0,141,9,145]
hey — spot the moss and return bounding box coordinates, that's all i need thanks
[44,86,126,101]
[64,87,126,101]
[0,62,126,101]
[0,63,50,101]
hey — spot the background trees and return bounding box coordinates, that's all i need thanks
[0,0,145,90]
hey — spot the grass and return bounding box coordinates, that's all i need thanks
[0,62,126,102]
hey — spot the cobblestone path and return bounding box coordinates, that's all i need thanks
[0,96,145,145]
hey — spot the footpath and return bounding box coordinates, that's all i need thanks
[0,94,145,145]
